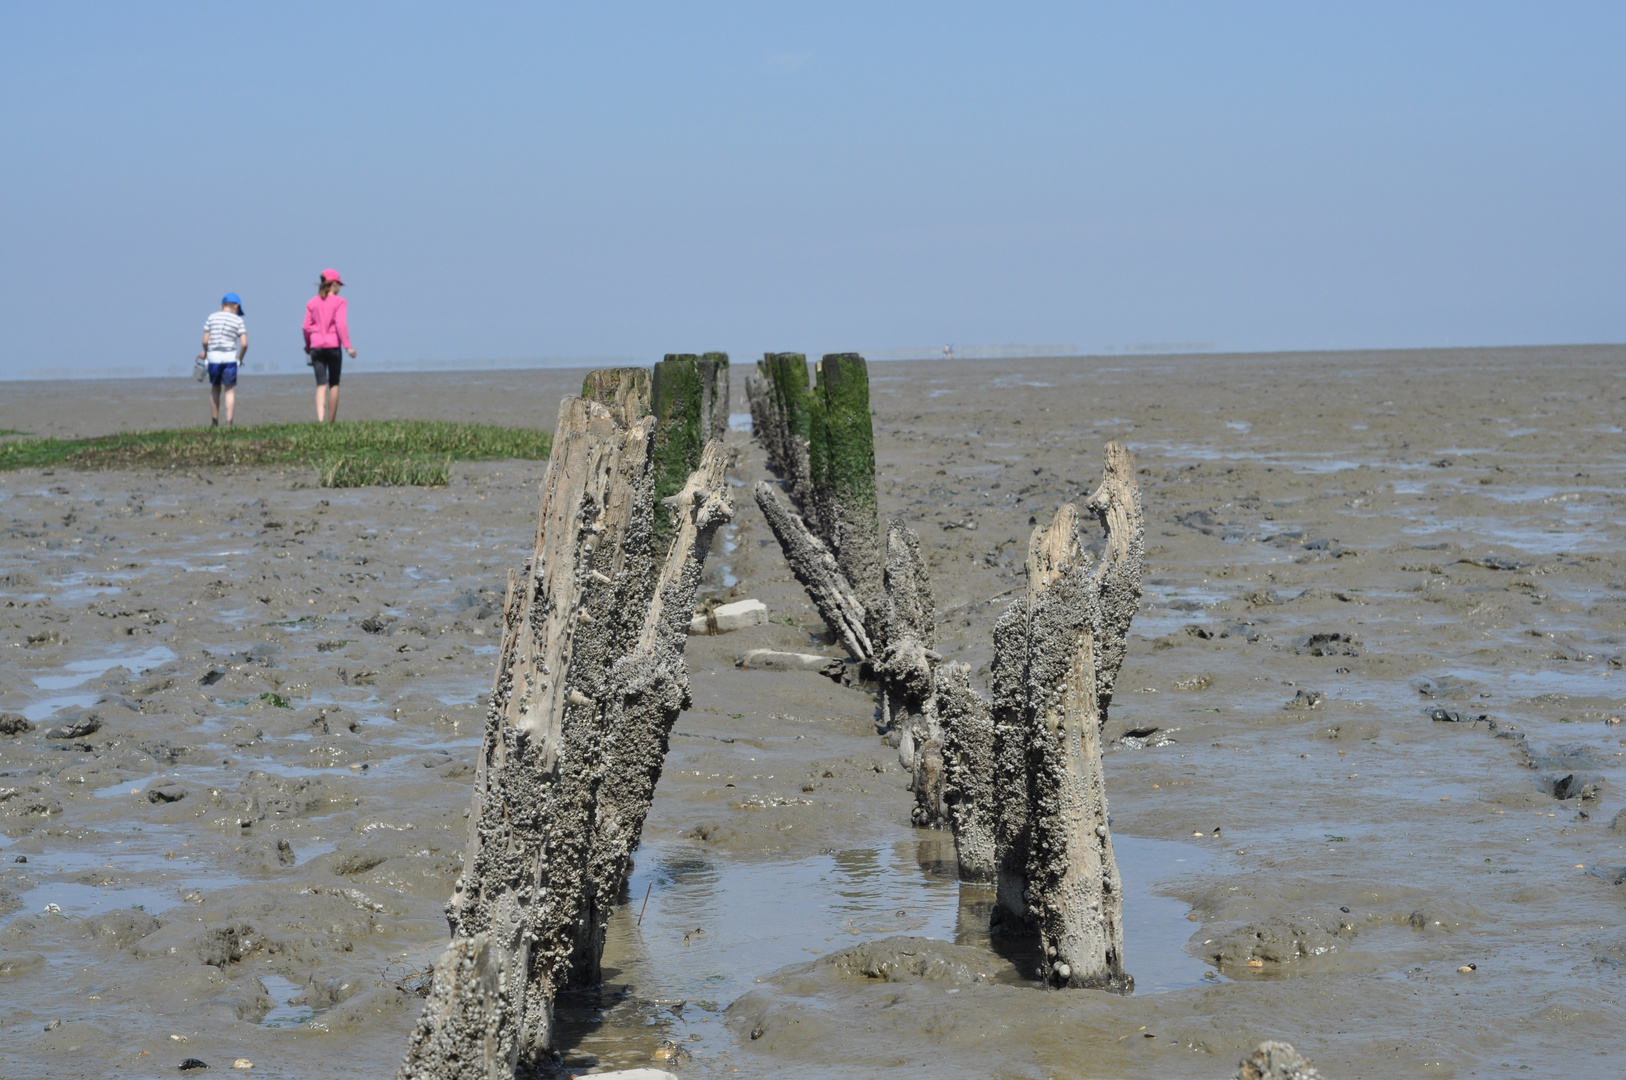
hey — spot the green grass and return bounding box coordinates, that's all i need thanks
[0,420,551,487]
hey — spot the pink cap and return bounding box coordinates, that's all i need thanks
[321,269,345,285]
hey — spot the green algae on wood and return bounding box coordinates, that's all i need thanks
[651,355,707,547]
[581,367,651,426]
[809,352,881,601]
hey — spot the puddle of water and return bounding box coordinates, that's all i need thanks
[611,833,1206,1004]
[260,973,315,1026]
[1113,836,1217,993]
[1453,667,1623,701]
[727,413,753,433]
[31,645,177,690]
[22,693,101,722]
[1400,518,1608,554]
[11,882,179,923]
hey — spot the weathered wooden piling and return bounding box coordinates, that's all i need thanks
[946,444,1144,990]
[752,352,819,532]
[398,380,731,1079]
[808,353,881,606]
[698,351,730,442]
[745,351,1144,988]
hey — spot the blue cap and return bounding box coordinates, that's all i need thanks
[222,292,243,315]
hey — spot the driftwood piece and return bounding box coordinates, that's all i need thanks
[399,396,731,1079]
[752,481,872,661]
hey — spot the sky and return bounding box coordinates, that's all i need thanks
[2,2,1623,378]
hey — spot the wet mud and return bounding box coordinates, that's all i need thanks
[4,345,1626,1078]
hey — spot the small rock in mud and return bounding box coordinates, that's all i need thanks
[331,851,388,876]
[1428,708,1488,723]
[1285,689,1327,710]
[80,909,160,948]
[178,1059,208,1071]
[43,710,102,739]
[0,712,34,736]
[0,952,46,977]
[1209,917,1344,971]
[1174,673,1214,692]
[1294,633,1359,657]
[147,784,188,804]
[1412,675,1473,699]
[1408,899,1482,933]
[134,921,253,967]
[1234,1039,1323,1080]
[1551,774,1602,802]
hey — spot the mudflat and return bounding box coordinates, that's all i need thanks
[3,345,1625,1079]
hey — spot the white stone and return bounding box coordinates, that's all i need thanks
[689,598,768,634]
[735,649,838,672]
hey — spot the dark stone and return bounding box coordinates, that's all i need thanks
[43,711,101,739]
[0,712,34,736]
[146,784,187,804]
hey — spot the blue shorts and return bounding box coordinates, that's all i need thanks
[208,362,239,388]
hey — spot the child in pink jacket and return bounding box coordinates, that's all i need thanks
[303,269,356,422]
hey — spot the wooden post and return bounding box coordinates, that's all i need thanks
[937,662,995,879]
[808,353,880,605]
[698,351,730,442]
[752,481,872,662]
[758,352,819,532]
[651,356,706,546]
[581,366,651,425]
[398,393,732,1080]
[939,444,1143,989]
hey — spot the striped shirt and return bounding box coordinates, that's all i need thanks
[204,310,246,357]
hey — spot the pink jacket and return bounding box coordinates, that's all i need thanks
[303,294,350,350]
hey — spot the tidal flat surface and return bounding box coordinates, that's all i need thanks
[3,345,1626,1078]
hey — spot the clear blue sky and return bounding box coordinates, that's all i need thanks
[2,2,1622,377]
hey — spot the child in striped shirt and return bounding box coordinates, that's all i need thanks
[198,294,248,427]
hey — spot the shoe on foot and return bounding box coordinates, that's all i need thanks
[211,418,219,427]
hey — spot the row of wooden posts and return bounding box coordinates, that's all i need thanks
[398,351,1144,1079]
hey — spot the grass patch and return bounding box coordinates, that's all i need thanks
[0,420,551,487]
[258,691,292,709]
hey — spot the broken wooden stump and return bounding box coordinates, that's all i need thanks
[942,443,1145,991]
[743,351,1145,990]
[399,381,731,1080]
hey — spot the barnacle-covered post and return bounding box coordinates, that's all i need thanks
[398,378,731,1079]
[944,442,1144,990]
[698,351,731,442]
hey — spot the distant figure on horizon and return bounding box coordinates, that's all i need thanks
[198,293,248,427]
[943,343,954,361]
[303,269,355,422]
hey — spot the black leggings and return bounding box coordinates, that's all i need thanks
[311,348,343,386]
